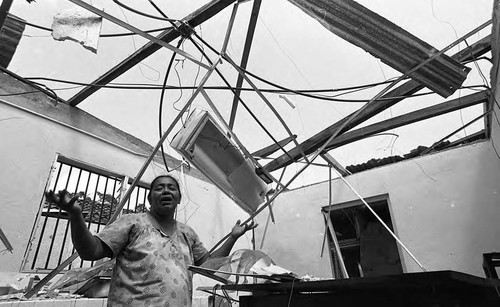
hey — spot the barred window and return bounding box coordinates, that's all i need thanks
[21,155,150,273]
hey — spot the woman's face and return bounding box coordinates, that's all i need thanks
[148,176,181,217]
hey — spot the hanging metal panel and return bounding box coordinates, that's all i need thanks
[0,13,25,69]
[288,0,470,97]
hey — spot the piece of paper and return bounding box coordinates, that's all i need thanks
[250,264,293,276]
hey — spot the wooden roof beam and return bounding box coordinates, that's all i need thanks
[251,134,297,159]
[322,90,489,151]
[67,0,237,106]
[263,34,491,173]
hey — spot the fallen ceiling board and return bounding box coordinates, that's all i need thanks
[263,35,490,173]
[288,0,470,98]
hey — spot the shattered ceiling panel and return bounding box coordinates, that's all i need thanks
[288,0,470,97]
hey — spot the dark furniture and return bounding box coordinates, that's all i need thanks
[221,271,500,307]
[483,253,500,279]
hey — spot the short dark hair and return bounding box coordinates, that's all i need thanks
[148,175,182,201]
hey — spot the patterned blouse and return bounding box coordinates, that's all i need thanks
[96,212,208,307]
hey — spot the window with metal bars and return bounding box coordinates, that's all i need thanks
[21,155,150,273]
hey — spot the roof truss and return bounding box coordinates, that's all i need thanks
[67,0,238,106]
[263,34,492,173]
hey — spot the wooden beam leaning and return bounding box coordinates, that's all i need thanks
[263,34,491,173]
[322,90,489,151]
[67,0,238,106]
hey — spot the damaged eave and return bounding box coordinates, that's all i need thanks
[66,0,238,107]
[263,34,491,173]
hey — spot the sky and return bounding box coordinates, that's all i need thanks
[8,0,495,188]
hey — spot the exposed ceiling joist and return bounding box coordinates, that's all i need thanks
[228,0,262,129]
[263,35,491,173]
[322,90,489,151]
[67,0,238,106]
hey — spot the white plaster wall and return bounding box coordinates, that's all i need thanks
[256,140,500,278]
[0,102,155,278]
[0,101,252,293]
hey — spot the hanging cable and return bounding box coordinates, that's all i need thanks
[25,76,431,98]
[189,32,438,103]
[159,38,186,172]
[112,0,178,22]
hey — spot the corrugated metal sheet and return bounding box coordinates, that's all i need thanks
[0,13,25,69]
[288,0,470,98]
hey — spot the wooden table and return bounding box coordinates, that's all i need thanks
[220,271,500,307]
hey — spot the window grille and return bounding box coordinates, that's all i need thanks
[21,156,150,273]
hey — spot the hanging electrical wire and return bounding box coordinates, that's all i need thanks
[189,31,437,103]
[158,38,187,172]
[112,0,178,22]
[25,76,421,98]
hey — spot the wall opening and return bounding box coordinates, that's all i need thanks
[324,197,403,278]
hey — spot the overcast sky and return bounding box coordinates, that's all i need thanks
[9,0,494,187]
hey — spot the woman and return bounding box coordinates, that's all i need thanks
[46,174,256,306]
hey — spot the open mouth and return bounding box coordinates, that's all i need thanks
[160,195,173,204]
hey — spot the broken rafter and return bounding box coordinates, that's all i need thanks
[263,34,491,173]
[67,0,238,106]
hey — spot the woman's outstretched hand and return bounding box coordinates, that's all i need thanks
[230,220,258,239]
[45,190,82,215]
